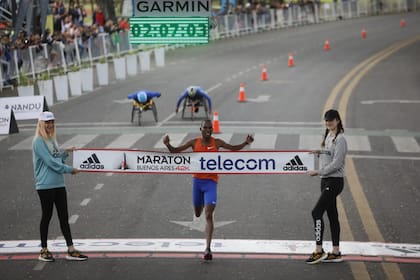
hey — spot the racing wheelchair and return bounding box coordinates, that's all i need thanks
[131,99,158,126]
[181,96,210,121]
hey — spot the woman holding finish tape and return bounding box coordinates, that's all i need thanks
[32,111,88,262]
[306,109,348,264]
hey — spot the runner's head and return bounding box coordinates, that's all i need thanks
[200,119,213,139]
[187,86,197,98]
[137,91,147,103]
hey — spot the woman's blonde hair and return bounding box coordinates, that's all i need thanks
[34,120,57,146]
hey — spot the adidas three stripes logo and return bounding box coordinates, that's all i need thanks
[283,155,308,171]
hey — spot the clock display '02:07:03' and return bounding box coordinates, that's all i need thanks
[129,17,209,44]
[131,22,207,38]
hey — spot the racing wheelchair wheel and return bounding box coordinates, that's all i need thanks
[137,107,142,126]
[131,105,136,123]
[181,98,187,119]
[204,101,209,120]
[151,101,158,122]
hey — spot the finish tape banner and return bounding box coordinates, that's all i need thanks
[73,149,314,174]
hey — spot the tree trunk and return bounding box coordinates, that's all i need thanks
[97,0,116,22]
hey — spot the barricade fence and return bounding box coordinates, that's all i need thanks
[0,0,417,90]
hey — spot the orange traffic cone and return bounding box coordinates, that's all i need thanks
[400,19,406,28]
[261,64,268,81]
[238,83,246,102]
[212,111,220,133]
[361,28,367,39]
[288,53,295,67]
[324,40,331,51]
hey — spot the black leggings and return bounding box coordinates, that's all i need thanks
[311,177,344,246]
[37,187,73,248]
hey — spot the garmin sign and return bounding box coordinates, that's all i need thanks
[134,0,211,17]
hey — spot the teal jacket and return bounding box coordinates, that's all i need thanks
[32,136,73,190]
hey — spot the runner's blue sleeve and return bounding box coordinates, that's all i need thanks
[127,92,137,99]
[176,90,188,109]
[147,92,161,99]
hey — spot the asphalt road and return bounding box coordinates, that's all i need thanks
[1,13,420,280]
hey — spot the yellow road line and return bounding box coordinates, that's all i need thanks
[337,198,372,279]
[326,35,420,280]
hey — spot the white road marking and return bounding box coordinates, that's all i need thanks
[299,135,321,150]
[68,215,79,224]
[61,135,98,149]
[251,134,277,149]
[207,83,222,92]
[391,136,420,153]
[361,99,420,104]
[215,133,233,143]
[346,135,372,151]
[1,239,419,258]
[9,136,33,150]
[171,215,235,232]
[33,262,46,271]
[94,183,104,190]
[80,199,91,206]
[113,99,133,104]
[156,112,176,127]
[154,133,187,149]
[247,95,271,103]
[106,133,144,149]
[348,154,420,160]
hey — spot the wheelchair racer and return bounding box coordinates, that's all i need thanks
[175,86,212,114]
[128,91,161,109]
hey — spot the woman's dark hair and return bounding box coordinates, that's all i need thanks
[321,110,344,147]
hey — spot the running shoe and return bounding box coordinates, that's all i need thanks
[66,250,88,261]
[322,252,343,263]
[305,250,327,264]
[203,248,212,260]
[38,248,54,262]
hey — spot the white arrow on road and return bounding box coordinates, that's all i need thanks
[247,95,271,103]
[361,99,420,104]
[113,99,133,104]
[170,215,236,232]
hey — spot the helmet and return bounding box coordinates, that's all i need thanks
[187,86,197,98]
[137,91,147,103]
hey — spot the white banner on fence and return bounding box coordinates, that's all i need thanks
[0,96,48,120]
[73,149,314,174]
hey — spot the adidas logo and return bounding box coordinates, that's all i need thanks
[283,155,308,171]
[80,153,104,170]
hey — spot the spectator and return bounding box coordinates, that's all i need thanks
[118,17,129,32]
[94,5,105,32]
[53,0,66,33]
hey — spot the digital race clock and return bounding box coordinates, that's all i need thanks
[129,17,209,44]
